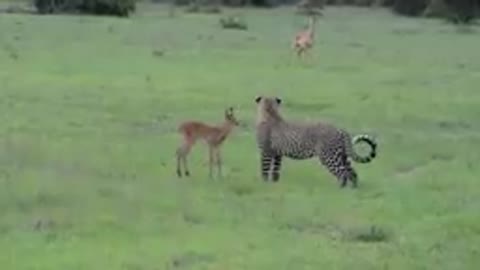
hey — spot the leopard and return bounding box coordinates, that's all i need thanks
[254,95,377,188]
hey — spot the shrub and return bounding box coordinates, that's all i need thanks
[392,0,428,16]
[296,0,324,16]
[184,0,222,13]
[423,0,450,18]
[373,0,395,6]
[389,0,479,24]
[219,15,248,30]
[80,0,136,17]
[353,0,376,6]
[444,0,479,24]
[33,0,74,14]
[345,225,390,243]
[33,0,136,17]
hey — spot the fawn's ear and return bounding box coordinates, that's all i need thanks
[255,96,262,103]
[275,97,282,105]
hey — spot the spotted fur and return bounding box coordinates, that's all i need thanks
[254,96,377,188]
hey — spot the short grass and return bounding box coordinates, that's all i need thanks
[1,4,480,270]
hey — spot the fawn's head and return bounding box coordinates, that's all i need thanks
[225,107,240,126]
[255,96,283,123]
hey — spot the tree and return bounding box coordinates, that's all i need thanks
[392,0,428,16]
[33,0,136,17]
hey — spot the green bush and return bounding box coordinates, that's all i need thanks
[392,0,428,16]
[390,0,479,24]
[374,0,394,6]
[353,0,376,6]
[219,15,248,30]
[33,0,136,17]
[423,0,450,18]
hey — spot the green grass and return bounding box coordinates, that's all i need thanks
[1,4,480,269]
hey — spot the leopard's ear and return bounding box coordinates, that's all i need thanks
[255,96,262,103]
[275,97,282,105]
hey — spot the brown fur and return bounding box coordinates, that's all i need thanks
[176,107,239,179]
[292,16,317,60]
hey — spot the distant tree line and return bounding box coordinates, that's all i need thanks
[33,0,136,17]
[391,0,478,23]
[32,0,479,24]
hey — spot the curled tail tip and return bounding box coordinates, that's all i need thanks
[352,133,378,163]
[354,133,375,141]
[354,134,377,145]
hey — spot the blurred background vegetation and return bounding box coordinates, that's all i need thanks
[0,0,477,24]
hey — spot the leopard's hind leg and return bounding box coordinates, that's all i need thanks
[318,146,359,188]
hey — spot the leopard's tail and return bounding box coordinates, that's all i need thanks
[347,134,377,164]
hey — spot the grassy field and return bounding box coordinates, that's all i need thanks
[1,3,480,269]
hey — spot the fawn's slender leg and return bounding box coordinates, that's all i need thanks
[176,148,183,177]
[208,146,214,179]
[215,148,222,179]
[176,139,189,177]
[306,47,314,65]
[183,152,190,177]
[180,141,193,177]
[300,49,306,63]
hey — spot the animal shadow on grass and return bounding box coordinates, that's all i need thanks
[436,120,472,130]
[31,216,73,243]
[228,181,256,197]
[152,49,165,58]
[279,219,329,235]
[167,251,215,270]
[280,218,390,243]
[181,210,203,226]
[342,225,391,243]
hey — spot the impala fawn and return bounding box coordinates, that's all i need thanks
[292,15,318,61]
[176,107,239,179]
